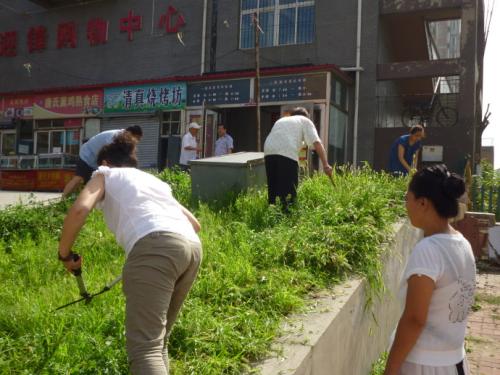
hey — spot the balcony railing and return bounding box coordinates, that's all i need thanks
[0,153,78,169]
[376,93,459,128]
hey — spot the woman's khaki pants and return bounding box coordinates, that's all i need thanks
[123,232,202,375]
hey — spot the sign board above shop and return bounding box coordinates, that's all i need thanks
[104,82,187,113]
[260,73,327,102]
[33,90,103,119]
[187,79,251,106]
[1,95,34,119]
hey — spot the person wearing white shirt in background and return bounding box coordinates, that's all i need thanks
[179,122,201,171]
[58,132,202,375]
[385,164,475,375]
[214,124,234,156]
[263,107,332,210]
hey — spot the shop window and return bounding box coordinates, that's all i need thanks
[328,105,348,165]
[0,132,16,156]
[161,111,181,136]
[37,131,50,154]
[51,131,65,154]
[332,79,348,112]
[35,129,81,155]
[65,130,81,155]
[240,0,315,49]
[35,119,65,128]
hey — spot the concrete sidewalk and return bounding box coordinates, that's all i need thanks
[467,263,500,375]
[0,191,61,209]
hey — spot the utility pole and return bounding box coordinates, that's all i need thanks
[209,0,218,72]
[253,12,262,152]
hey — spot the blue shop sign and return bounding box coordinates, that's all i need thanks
[187,79,251,106]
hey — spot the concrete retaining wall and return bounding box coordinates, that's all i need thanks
[256,221,421,375]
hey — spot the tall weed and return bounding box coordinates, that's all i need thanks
[0,167,406,374]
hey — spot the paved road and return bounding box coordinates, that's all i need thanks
[0,191,61,209]
[467,263,500,375]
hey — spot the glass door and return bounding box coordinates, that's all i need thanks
[0,131,16,156]
[204,110,217,158]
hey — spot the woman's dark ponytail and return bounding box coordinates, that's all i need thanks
[409,164,465,218]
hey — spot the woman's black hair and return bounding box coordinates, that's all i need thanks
[125,125,143,137]
[410,124,424,135]
[291,107,310,118]
[409,164,466,218]
[97,132,138,167]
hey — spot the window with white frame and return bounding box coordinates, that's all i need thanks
[161,111,181,136]
[240,0,315,49]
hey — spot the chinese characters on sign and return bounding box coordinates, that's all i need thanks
[57,22,77,49]
[27,26,47,53]
[87,18,108,46]
[0,6,187,57]
[187,80,251,106]
[0,31,17,57]
[119,10,142,42]
[260,74,327,102]
[104,83,187,113]
[159,6,186,33]
[1,96,34,119]
[33,90,103,119]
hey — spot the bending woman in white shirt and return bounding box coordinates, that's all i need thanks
[385,164,475,375]
[57,132,202,375]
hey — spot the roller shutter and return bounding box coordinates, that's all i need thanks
[101,115,159,169]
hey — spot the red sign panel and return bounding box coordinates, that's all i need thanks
[1,95,34,118]
[0,169,74,191]
[0,170,37,190]
[33,90,103,119]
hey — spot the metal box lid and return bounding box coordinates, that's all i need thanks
[189,152,265,167]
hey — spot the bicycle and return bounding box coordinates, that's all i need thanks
[401,94,458,127]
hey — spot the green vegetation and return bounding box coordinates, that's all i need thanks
[0,167,406,374]
[370,351,388,375]
[471,160,500,218]
[475,293,500,306]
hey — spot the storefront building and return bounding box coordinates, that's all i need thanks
[0,0,484,191]
[0,89,103,190]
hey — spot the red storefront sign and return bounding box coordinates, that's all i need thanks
[1,95,34,118]
[0,170,37,190]
[0,169,74,191]
[33,90,103,119]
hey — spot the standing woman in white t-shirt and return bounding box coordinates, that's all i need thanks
[57,133,202,375]
[385,164,475,375]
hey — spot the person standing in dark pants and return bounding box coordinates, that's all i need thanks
[263,107,332,209]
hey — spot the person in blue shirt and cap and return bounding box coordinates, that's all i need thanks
[388,125,425,176]
[62,126,142,197]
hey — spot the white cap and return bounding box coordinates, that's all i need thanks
[188,122,201,129]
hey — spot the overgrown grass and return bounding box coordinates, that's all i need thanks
[0,167,407,374]
[370,351,388,375]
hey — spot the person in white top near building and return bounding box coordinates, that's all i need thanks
[179,122,201,171]
[385,164,476,375]
[214,124,234,156]
[263,107,332,209]
[57,132,202,375]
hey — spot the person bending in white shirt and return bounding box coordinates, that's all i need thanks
[58,132,202,375]
[263,107,332,210]
[385,164,475,375]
